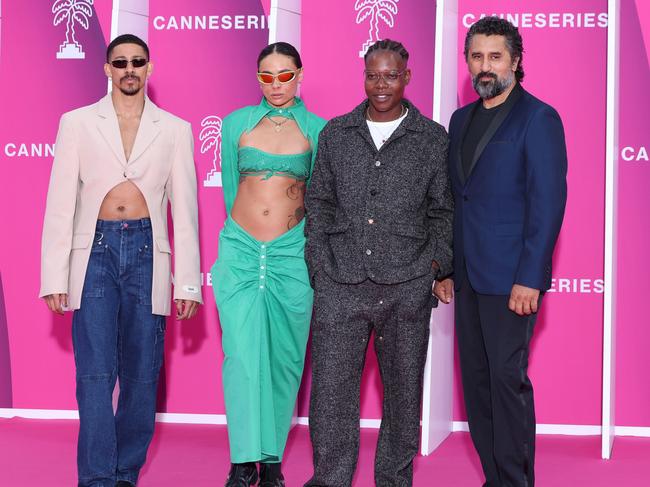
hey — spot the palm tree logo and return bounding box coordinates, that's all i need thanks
[355,0,400,58]
[52,0,94,59]
[200,115,223,188]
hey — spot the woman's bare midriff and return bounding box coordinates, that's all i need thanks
[231,175,306,241]
[97,181,150,220]
[231,116,310,241]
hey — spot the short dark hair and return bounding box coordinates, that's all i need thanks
[257,42,302,69]
[364,39,409,63]
[464,16,524,82]
[106,34,150,62]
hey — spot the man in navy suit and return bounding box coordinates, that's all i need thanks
[434,17,567,487]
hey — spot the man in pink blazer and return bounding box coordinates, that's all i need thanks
[39,34,202,487]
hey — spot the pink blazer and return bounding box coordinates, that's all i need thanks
[40,94,203,315]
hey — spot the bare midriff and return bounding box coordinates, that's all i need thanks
[231,117,310,241]
[97,180,150,220]
[231,175,306,241]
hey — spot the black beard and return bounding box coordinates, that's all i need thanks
[119,87,141,96]
[119,76,141,96]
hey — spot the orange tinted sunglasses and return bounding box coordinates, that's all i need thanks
[256,69,300,84]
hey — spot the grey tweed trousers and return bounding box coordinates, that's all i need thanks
[305,271,436,487]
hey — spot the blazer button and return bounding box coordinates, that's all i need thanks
[370,189,377,196]
[366,249,372,255]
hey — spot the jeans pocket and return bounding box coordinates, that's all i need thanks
[152,316,166,371]
[82,233,107,298]
[138,235,154,306]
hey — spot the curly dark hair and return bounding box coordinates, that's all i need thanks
[364,39,409,63]
[463,16,524,82]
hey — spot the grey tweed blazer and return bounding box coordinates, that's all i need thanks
[305,99,453,286]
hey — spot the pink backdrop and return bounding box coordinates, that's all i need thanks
[0,0,648,433]
[615,0,650,427]
[453,0,608,426]
[0,0,112,409]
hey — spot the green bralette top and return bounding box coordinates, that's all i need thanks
[237,145,312,181]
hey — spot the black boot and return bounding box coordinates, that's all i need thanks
[225,462,258,487]
[259,462,285,487]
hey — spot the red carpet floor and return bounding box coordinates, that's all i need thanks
[1,418,648,486]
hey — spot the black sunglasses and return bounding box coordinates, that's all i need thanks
[110,58,148,69]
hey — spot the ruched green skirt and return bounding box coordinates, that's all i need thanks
[211,217,313,463]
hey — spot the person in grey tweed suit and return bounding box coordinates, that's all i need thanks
[303,39,453,487]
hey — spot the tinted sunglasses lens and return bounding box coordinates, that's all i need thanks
[257,73,274,84]
[111,59,147,69]
[277,71,296,83]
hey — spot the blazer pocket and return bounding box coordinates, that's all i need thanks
[324,221,351,235]
[389,223,428,240]
[155,238,172,253]
[72,233,93,249]
[495,222,524,237]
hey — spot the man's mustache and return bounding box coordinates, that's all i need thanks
[475,71,497,82]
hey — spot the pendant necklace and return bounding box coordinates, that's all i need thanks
[266,115,290,133]
[367,104,406,145]
[265,107,294,133]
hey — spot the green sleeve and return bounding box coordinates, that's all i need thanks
[306,113,328,184]
[220,112,243,215]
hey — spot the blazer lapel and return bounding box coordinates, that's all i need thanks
[127,97,161,165]
[456,101,480,186]
[466,85,523,178]
[96,94,127,167]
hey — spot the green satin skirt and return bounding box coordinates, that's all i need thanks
[211,217,312,463]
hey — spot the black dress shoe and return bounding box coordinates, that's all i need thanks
[225,463,258,487]
[115,482,134,487]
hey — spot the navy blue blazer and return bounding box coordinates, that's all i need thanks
[448,84,567,294]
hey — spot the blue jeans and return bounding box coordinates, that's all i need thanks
[72,219,165,487]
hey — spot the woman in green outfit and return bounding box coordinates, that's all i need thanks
[211,42,326,487]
